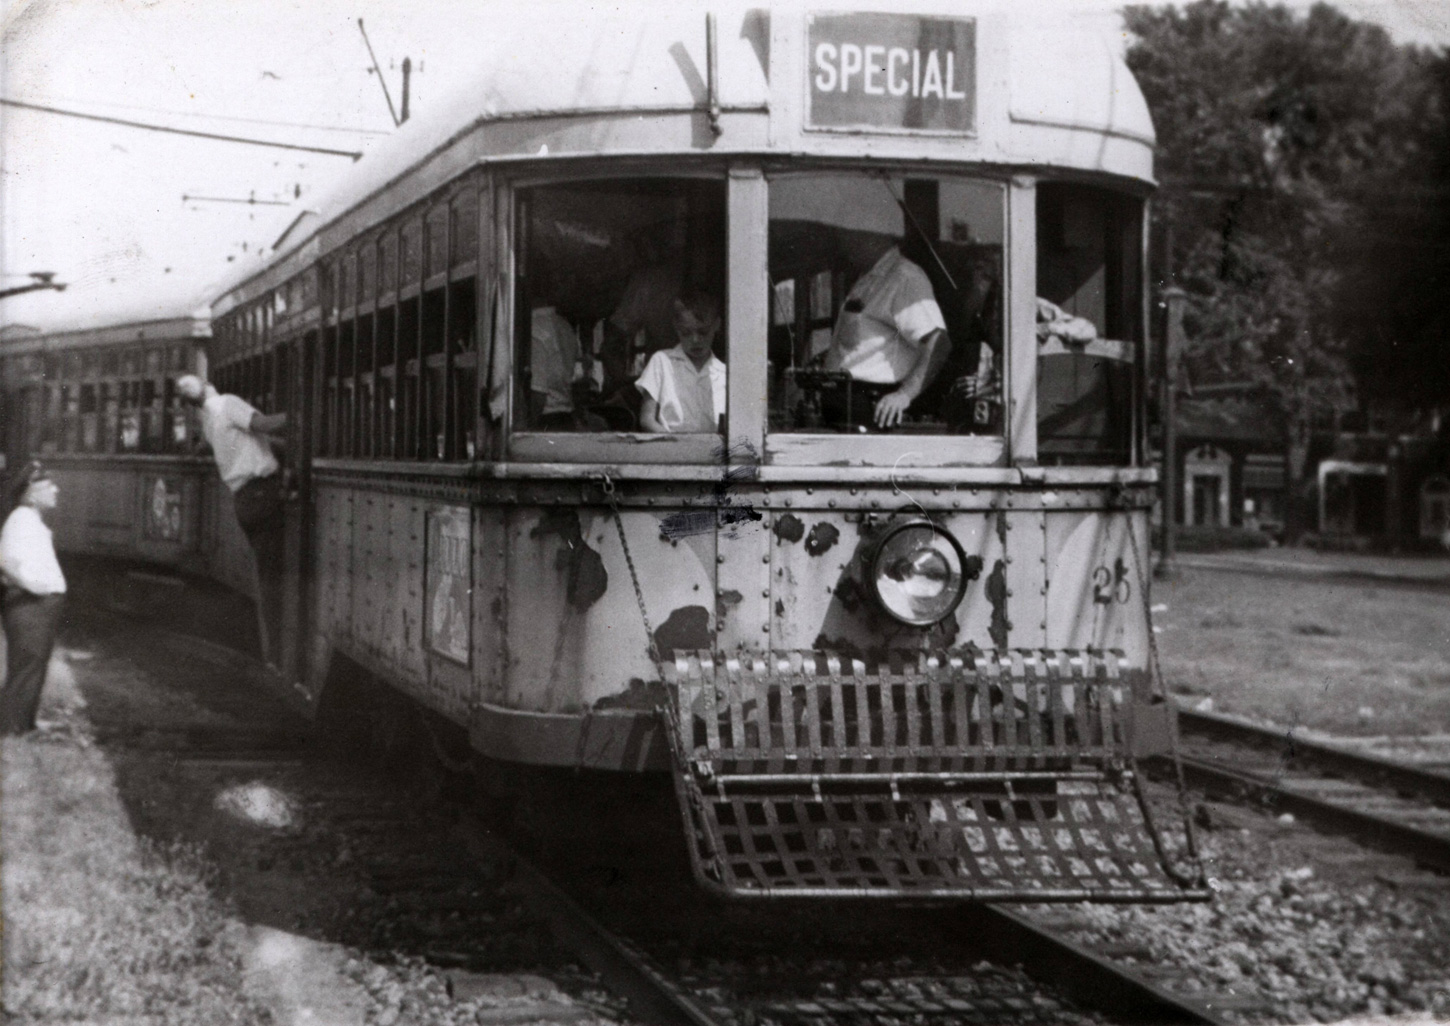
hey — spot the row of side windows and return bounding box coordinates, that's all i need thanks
[206,173,1140,465]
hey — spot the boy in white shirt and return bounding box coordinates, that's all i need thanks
[636,293,725,434]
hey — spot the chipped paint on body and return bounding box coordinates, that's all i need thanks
[309,476,1155,765]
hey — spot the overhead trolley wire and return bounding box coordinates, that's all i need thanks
[0,98,364,160]
[12,92,391,136]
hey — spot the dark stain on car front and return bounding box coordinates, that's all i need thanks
[654,605,712,655]
[531,510,608,610]
[805,522,840,556]
[773,513,806,543]
[986,559,1009,649]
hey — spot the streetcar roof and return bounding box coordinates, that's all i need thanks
[0,309,211,353]
[215,2,1154,308]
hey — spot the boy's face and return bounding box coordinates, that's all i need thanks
[674,308,719,368]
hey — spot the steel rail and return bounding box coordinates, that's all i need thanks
[1158,754,1450,875]
[455,814,721,1026]
[957,905,1229,1025]
[85,588,1229,1026]
[1179,708,1450,807]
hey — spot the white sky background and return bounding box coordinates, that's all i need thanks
[2,0,1448,332]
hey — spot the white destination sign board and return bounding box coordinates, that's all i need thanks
[806,12,976,135]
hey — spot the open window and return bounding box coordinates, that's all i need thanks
[1036,183,1143,465]
[513,177,726,436]
[767,171,1004,437]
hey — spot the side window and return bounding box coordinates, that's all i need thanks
[1036,183,1142,465]
[513,177,726,434]
[766,172,1004,435]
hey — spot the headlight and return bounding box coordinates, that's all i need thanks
[867,522,969,627]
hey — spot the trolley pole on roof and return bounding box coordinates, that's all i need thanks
[400,57,411,125]
[358,18,401,127]
[1158,286,1187,579]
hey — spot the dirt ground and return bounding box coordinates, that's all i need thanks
[1153,567,1450,738]
[7,562,1450,1025]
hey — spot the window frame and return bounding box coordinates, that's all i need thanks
[1032,178,1149,469]
[758,161,1015,468]
[308,173,489,465]
[503,164,734,465]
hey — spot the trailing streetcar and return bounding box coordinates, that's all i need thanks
[8,3,1208,903]
[0,311,264,604]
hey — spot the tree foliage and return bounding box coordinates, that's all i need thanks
[1124,1,1449,415]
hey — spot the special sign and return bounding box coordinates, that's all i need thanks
[806,12,976,135]
[426,506,472,665]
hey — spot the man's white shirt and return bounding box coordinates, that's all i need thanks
[0,506,66,596]
[201,390,279,492]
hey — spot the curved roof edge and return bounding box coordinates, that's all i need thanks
[217,3,1155,309]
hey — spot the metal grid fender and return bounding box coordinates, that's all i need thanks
[661,649,1210,902]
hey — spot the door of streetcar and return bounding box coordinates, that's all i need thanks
[276,331,313,681]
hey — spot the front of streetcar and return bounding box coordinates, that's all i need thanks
[491,5,1207,902]
[237,2,1210,904]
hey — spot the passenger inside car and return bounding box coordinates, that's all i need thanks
[636,292,725,434]
[514,177,725,433]
[767,172,1003,435]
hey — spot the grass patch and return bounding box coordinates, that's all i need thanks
[2,733,267,1024]
[1157,569,1450,736]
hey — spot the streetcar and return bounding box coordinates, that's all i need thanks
[0,311,264,604]
[12,4,1209,902]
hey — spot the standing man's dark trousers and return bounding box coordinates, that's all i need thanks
[1,591,65,734]
[233,472,285,667]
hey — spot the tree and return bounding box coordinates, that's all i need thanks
[1125,1,1448,541]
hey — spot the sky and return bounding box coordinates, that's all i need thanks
[2,0,1448,333]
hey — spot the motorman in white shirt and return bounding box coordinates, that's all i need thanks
[0,461,66,734]
[824,233,952,430]
[176,375,288,668]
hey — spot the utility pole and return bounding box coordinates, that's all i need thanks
[1158,285,1187,579]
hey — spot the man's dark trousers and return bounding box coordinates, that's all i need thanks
[1,591,65,734]
[233,473,284,667]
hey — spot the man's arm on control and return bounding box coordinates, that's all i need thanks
[874,328,949,428]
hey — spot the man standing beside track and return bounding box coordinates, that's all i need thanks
[0,461,66,735]
[176,375,287,669]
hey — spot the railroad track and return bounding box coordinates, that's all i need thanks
[71,607,1238,1026]
[1161,707,1450,875]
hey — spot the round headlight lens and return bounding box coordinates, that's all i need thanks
[868,523,968,627]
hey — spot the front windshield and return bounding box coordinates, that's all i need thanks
[513,177,726,435]
[767,171,1004,436]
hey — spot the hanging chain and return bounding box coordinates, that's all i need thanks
[597,473,725,879]
[598,472,667,682]
[1117,483,1206,885]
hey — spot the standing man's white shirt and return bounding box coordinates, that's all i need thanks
[0,506,66,596]
[635,346,726,433]
[826,247,947,384]
[200,388,279,492]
